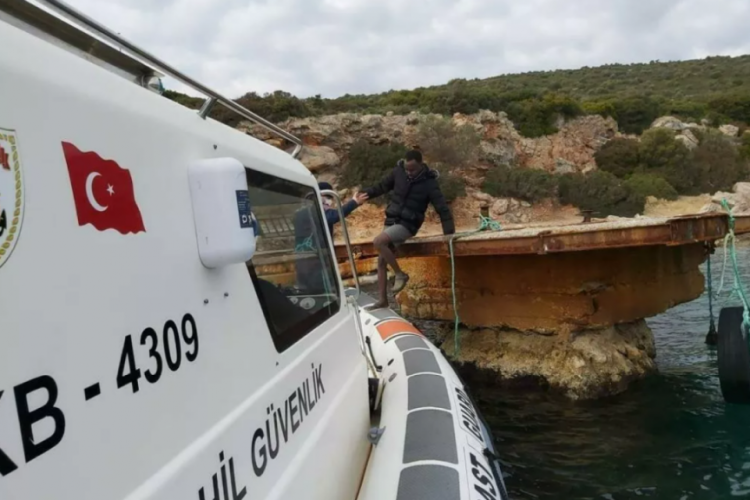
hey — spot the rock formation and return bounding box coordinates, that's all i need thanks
[650,115,704,150]
[442,320,656,401]
[239,110,619,177]
[701,182,750,214]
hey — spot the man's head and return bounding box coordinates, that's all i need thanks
[404,150,423,178]
[318,182,334,207]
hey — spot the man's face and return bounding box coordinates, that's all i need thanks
[404,159,421,178]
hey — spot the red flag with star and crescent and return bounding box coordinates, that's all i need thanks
[61,141,146,234]
[0,146,9,171]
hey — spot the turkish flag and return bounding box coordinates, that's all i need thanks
[0,146,9,170]
[62,142,146,234]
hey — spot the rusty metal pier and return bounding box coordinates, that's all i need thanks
[335,213,750,261]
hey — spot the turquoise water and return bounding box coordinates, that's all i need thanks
[475,246,750,500]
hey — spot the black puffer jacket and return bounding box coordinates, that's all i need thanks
[364,161,455,236]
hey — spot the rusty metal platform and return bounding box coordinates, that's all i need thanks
[335,213,750,260]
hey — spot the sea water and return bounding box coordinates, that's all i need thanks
[476,246,750,499]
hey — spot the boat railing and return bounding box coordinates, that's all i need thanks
[9,0,304,158]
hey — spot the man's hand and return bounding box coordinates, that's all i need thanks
[354,192,369,205]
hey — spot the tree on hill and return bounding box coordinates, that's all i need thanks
[691,129,749,193]
[594,138,641,178]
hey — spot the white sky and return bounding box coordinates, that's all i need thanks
[43,0,750,99]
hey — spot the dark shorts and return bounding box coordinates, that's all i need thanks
[380,224,412,248]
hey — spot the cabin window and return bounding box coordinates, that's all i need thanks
[244,168,341,352]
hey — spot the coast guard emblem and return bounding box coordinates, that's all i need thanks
[0,128,25,268]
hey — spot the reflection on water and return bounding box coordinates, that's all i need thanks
[474,247,750,499]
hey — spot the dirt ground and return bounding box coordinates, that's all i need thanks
[642,195,712,217]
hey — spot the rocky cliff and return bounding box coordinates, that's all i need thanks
[240,110,624,234]
[241,110,618,179]
[240,110,749,239]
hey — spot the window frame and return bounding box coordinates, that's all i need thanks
[244,167,342,353]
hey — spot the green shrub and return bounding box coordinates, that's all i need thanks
[662,100,708,123]
[415,115,481,167]
[624,173,678,201]
[691,129,749,192]
[506,93,583,138]
[482,165,558,202]
[340,140,408,200]
[708,92,750,124]
[559,171,645,217]
[740,132,750,160]
[593,96,662,134]
[432,163,467,203]
[594,138,641,178]
[638,128,699,194]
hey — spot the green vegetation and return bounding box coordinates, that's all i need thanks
[482,165,557,202]
[433,164,467,203]
[164,55,750,137]
[624,173,679,201]
[741,132,750,160]
[339,139,467,204]
[691,129,749,193]
[162,55,750,217]
[638,128,697,194]
[415,115,480,167]
[559,171,645,218]
[480,165,645,217]
[594,137,641,178]
[340,140,407,203]
[593,127,749,198]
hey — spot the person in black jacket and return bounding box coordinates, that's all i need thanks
[363,149,455,309]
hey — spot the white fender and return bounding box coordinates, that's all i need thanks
[355,296,509,500]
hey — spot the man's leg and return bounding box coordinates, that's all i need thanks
[373,231,403,276]
[374,226,411,294]
[373,255,388,309]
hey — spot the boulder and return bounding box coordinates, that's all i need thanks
[675,129,699,150]
[734,182,750,198]
[491,198,510,216]
[298,145,340,173]
[711,185,750,214]
[720,124,740,137]
[554,158,577,174]
[651,116,687,131]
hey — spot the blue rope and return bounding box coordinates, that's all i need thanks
[295,235,315,253]
[719,198,750,333]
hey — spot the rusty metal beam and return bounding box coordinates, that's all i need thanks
[734,214,750,235]
[335,213,732,260]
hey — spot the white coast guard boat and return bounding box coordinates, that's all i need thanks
[0,1,508,499]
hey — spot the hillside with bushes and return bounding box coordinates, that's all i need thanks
[165,54,750,138]
[162,55,750,230]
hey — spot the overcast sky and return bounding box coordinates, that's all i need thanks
[48,0,750,99]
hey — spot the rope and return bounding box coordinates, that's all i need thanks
[295,235,315,253]
[449,214,503,356]
[706,249,717,342]
[719,198,750,333]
